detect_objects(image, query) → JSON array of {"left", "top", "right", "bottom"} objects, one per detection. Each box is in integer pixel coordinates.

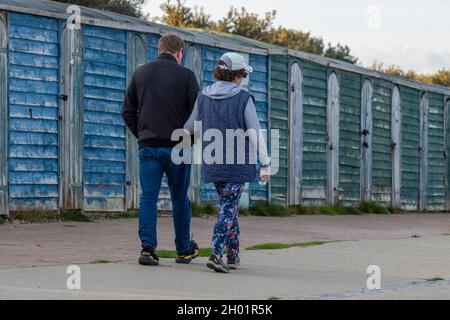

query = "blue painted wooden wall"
[
  {"left": 8, "top": 13, "right": 60, "bottom": 211},
  {"left": 83, "top": 25, "right": 127, "bottom": 212}
]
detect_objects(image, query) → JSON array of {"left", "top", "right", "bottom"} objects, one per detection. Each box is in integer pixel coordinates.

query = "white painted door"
[
  {"left": 326, "top": 73, "right": 340, "bottom": 205},
  {"left": 289, "top": 63, "right": 303, "bottom": 205},
  {"left": 184, "top": 45, "right": 202, "bottom": 204},
  {"left": 59, "top": 24, "right": 83, "bottom": 210},
  {"left": 360, "top": 80, "right": 373, "bottom": 202},
  {"left": 0, "top": 15, "right": 8, "bottom": 215},
  {"left": 125, "top": 34, "right": 147, "bottom": 210},
  {"left": 391, "top": 86, "right": 401, "bottom": 207},
  {"left": 419, "top": 94, "right": 428, "bottom": 211}
]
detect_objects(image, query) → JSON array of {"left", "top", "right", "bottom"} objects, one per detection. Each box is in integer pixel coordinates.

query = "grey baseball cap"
[{"left": 219, "top": 52, "right": 254, "bottom": 73}]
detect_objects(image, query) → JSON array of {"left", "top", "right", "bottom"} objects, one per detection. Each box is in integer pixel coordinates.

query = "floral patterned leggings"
[{"left": 211, "top": 182, "right": 245, "bottom": 259}]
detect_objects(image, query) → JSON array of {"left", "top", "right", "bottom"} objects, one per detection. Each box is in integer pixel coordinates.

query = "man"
[{"left": 122, "top": 33, "right": 200, "bottom": 266}]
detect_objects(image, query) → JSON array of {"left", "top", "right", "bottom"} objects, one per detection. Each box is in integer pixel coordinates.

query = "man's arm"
[{"left": 122, "top": 75, "right": 139, "bottom": 139}]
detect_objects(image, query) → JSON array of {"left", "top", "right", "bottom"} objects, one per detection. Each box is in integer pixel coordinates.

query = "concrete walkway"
[{"left": 0, "top": 214, "right": 449, "bottom": 299}]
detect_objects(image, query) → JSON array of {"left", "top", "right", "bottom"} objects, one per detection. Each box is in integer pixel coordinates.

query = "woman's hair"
[{"left": 214, "top": 60, "right": 248, "bottom": 82}]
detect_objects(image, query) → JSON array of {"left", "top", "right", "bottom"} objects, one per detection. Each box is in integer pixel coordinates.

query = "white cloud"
[{"left": 357, "top": 46, "right": 450, "bottom": 73}]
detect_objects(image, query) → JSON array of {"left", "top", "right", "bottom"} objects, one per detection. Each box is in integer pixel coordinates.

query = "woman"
[{"left": 184, "top": 52, "right": 271, "bottom": 273}]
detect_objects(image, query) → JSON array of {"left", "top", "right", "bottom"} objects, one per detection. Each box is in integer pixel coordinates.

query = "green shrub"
[
  {"left": 192, "top": 203, "right": 217, "bottom": 217},
  {"left": 358, "top": 202, "right": 389, "bottom": 214},
  {"left": 248, "top": 204, "right": 289, "bottom": 217},
  {"left": 60, "top": 210, "right": 92, "bottom": 222},
  {"left": 11, "top": 210, "right": 60, "bottom": 223},
  {"left": 319, "top": 205, "right": 338, "bottom": 215}
]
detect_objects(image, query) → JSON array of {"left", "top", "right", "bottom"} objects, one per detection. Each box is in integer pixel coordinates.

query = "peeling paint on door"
[
  {"left": 0, "top": 13, "right": 8, "bottom": 215},
  {"left": 82, "top": 25, "right": 127, "bottom": 212},
  {"left": 8, "top": 12, "right": 60, "bottom": 211},
  {"left": 125, "top": 33, "right": 146, "bottom": 210},
  {"left": 59, "top": 22, "right": 83, "bottom": 210},
  {"left": 288, "top": 63, "right": 303, "bottom": 205},
  {"left": 326, "top": 72, "right": 340, "bottom": 205},
  {"left": 391, "top": 86, "right": 401, "bottom": 207},
  {"left": 184, "top": 44, "right": 202, "bottom": 204},
  {"left": 419, "top": 94, "right": 429, "bottom": 211},
  {"left": 361, "top": 79, "right": 373, "bottom": 202}
]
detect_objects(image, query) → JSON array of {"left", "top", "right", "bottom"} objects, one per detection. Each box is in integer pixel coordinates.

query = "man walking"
[{"left": 122, "top": 34, "right": 200, "bottom": 266}]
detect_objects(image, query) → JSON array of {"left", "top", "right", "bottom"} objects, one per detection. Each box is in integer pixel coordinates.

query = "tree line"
[{"left": 54, "top": 0, "right": 450, "bottom": 87}]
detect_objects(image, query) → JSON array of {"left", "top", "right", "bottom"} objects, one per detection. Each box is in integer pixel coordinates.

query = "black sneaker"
[
  {"left": 207, "top": 254, "right": 230, "bottom": 273},
  {"left": 227, "top": 256, "right": 240, "bottom": 270},
  {"left": 176, "top": 240, "right": 200, "bottom": 264},
  {"left": 138, "top": 247, "right": 159, "bottom": 266}
]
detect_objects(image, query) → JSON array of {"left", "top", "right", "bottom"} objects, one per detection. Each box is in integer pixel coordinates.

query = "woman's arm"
[{"left": 244, "top": 98, "right": 271, "bottom": 167}]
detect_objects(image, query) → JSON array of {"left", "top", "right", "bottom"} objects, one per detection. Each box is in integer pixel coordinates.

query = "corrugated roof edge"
[{"left": 1, "top": 0, "right": 449, "bottom": 95}]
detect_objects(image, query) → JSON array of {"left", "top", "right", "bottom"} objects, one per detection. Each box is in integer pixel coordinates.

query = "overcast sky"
[{"left": 143, "top": 0, "right": 450, "bottom": 73}]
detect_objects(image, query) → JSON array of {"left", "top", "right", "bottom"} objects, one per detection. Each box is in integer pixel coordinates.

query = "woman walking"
[{"left": 184, "top": 52, "right": 271, "bottom": 273}]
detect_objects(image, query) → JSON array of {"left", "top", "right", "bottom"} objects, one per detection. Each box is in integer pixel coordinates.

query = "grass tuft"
[
  {"left": 246, "top": 241, "right": 329, "bottom": 251},
  {"left": 103, "top": 211, "right": 139, "bottom": 220},
  {"left": 90, "top": 259, "right": 113, "bottom": 264},
  {"left": 426, "top": 277, "right": 445, "bottom": 282},
  {"left": 157, "top": 247, "right": 213, "bottom": 259}
]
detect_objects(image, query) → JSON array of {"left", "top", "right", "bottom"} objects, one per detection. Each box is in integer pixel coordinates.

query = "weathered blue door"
[
  {"left": 59, "top": 23, "right": 83, "bottom": 210},
  {"left": 0, "top": 13, "right": 8, "bottom": 215},
  {"left": 419, "top": 94, "right": 428, "bottom": 211},
  {"left": 326, "top": 73, "right": 340, "bottom": 205},
  {"left": 391, "top": 86, "right": 401, "bottom": 207},
  {"left": 361, "top": 80, "right": 373, "bottom": 202},
  {"left": 288, "top": 63, "right": 303, "bottom": 205},
  {"left": 125, "top": 33, "right": 146, "bottom": 210},
  {"left": 184, "top": 45, "right": 202, "bottom": 204}
]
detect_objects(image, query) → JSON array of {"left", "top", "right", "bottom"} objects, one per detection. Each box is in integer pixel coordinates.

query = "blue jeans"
[{"left": 138, "top": 147, "right": 191, "bottom": 254}]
